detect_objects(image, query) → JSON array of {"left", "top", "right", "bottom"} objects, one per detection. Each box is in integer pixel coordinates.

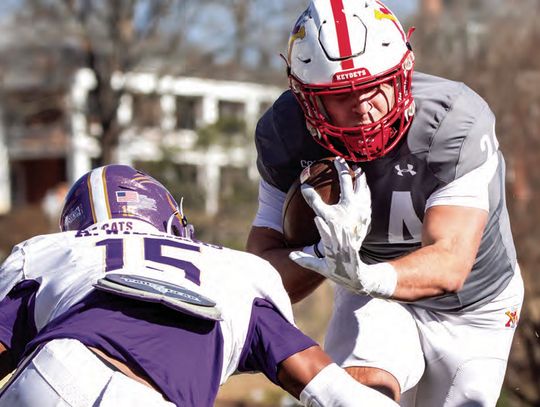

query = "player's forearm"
[
  {"left": 279, "top": 346, "right": 398, "bottom": 406},
  {"left": 388, "top": 205, "right": 486, "bottom": 302},
  {"left": 389, "top": 242, "right": 474, "bottom": 302},
  {"left": 247, "top": 227, "right": 325, "bottom": 303},
  {"left": 278, "top": 345, "right": 332, "bottom": 398},
  {"left": 252, "top": 246, "right": 325, "bottom": 303}
]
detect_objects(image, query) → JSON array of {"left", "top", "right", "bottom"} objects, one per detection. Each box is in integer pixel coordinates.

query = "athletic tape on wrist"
[{"left": 363, "top": 262, "right": 398, "bottom": 298}]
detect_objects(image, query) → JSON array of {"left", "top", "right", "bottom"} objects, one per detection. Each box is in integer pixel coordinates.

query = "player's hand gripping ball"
[{"left": 282, "top": 157, "right": 355, "bottom": 247}]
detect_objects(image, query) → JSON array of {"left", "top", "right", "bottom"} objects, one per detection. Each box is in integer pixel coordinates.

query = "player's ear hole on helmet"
[{"left": 171, "top": 224, "right": 181, "bottom": 237}]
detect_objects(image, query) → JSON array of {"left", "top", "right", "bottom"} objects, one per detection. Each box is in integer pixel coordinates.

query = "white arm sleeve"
[
  {"left": 426, "top": 152, "right": 499, "bottom": 212},
  {"left": 252, "top": 180, "right": 286, "bottom": 233},
  {"left": 299, "top": 363, "right": 399, "bottom": 407}
]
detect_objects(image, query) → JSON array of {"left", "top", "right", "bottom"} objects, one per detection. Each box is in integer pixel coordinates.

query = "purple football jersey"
[{"left": 1, "top": 284, "right": 315, "bottom": 406}]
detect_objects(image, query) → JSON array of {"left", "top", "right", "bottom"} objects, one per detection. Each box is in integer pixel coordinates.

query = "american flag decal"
[{"left": 116, "top": 190, "right": 139, "bottom": 203}]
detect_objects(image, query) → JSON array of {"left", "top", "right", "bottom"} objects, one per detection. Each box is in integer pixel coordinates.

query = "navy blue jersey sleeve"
[
  {"left": 237, "top": 298, "right": 317, "bottom": 385},
  {"left": 255, "top": 90, "right": 330, "bottom": 192},
  {"left": 0, "top": 280, "right": 39, "bottom": 361}
]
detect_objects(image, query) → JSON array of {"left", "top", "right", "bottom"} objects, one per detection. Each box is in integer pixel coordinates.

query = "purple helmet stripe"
[{"left": 86, "top": 173, "right": 97, "bottom": 226}]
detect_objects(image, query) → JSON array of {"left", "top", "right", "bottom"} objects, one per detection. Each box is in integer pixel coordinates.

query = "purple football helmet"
[{"left": 60, "top": 165, "right": 194, "bottom": 238}]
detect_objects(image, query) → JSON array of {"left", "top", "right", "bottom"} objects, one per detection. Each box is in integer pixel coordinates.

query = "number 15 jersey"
[{"left": 0, "top": 219, "right": 316, "bottom": 406}]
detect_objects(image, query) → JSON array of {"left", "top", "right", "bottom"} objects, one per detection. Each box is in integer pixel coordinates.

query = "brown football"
[{"left": 282, "top": 157, "right": 355, "bottom": 247}]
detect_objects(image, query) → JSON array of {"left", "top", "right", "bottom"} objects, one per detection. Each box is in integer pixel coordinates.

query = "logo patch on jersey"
[
  {"left": 300, "top": 160, "right": 315, "bottom": 169},
  {"left": 505, "top": 308, "right": 519, "bottom": 328},
  {"left": 116, "top": 190, "right": 139, "bottom": 203},
  {"left": 395, "top": 164, "right": 416, "bottom": 176}
]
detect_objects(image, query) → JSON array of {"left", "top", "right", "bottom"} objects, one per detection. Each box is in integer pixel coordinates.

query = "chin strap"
[{"left": 166, "top": 197, "right": 195, "bottom": 238}]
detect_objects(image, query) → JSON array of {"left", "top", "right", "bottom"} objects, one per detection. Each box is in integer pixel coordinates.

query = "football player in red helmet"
[
  {"left": 287, "top": 0, "right": 415, "bottom": 162},
  {"left": 247, "top": 0, "right": 523, "bottom": 405}
]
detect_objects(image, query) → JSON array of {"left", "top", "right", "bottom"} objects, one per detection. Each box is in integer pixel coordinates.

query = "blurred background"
[{"left": 0, "top": 0, "right": 538, "bottom": 405}]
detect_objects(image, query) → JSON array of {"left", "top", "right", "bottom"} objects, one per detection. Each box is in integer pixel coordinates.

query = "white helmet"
[{"left": 287, "top": 0, "right": 415, "bottom": 161}]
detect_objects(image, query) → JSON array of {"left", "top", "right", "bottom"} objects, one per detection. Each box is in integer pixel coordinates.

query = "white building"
[{"left": 1, "top": 68, "right": 282, "bottom": 215}]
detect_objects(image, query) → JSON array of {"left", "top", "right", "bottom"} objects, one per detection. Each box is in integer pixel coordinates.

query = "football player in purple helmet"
[
  {"left": 60, "top": 164, "right": 194, "bottom": 238},
  {"left": 0, "top": 165, "right": 398, "bottom": 406}
]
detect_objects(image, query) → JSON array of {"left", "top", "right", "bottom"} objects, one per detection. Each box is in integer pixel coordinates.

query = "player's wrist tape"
[
  {"left": 361, "top": 262, "right": 397, "bottom": 298},
  {"left": 300, "top": 363, "right": 398, "bottom": 406},
  {"left": 302, "top": 241, "right": 325, "bottom": 258}
]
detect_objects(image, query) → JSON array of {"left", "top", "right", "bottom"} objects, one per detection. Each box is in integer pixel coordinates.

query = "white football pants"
[
  {"left": 0, "top": 338, "right": 174, "bottom": 406},
  {"left": 325, "top": 268, "right": 524, "bottom": 407}
]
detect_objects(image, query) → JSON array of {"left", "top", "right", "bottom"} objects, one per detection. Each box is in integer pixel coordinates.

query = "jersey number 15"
[{"left": 96, "top": 237, "right": 202, "bottom": 285}]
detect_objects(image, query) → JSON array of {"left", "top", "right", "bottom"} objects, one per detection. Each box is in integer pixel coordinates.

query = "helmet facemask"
[
  {"left": 167, "top": 197, "right": 195, "bottom": 239},
  {"left": 290, "top": 51, "right": 415, "bottom": 161}
]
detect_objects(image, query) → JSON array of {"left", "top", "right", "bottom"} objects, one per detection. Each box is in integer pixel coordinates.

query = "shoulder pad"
[
  {"left": 255, "top": 91, "right": 330, "bottom": 192},
  {"left": 409, "top": 73, "right": 496, "bottom": 183}
]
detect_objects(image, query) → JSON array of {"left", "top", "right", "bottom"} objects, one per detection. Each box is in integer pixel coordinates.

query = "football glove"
[
  {"left": 290, "top": 158, "right": 396, "bottom": 297},
  {"left": 302, "top": 157, "right": 371, "bottom": 254}
]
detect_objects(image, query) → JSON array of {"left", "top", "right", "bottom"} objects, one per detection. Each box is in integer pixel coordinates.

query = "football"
[{"left": 282, "top": 157, "right": 355, "bottom": 247}]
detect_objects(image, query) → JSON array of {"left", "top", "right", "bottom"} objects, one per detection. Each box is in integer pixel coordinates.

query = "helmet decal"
[
  {"left": 374, "top": 2, "right": 406, "bottom": 41},
  {"left": 115, "top": 190, "right": 140, "bottom": 204},
  {"left": 288, "top": 9, "right": 309, "bottom": 64}
]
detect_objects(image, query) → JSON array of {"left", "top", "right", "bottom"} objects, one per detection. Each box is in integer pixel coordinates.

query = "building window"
[
  {"left": 176, "top": 96, "right": 201, "bottom": 130},
  {"left": 217, "top": 101, "right": 246, "bottom": 135},
  {"left": 218, "top": 101, "right": 245, "bottom": 122},
  {"left": 132, "top": 94, "right": 162, "bottom": 128},
  {"left": 4, "top": 91, "right": 65, "bottom": 128}
]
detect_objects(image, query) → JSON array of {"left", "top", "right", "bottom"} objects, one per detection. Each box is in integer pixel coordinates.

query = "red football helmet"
[{"left": 287, "top": 0, "right": 415, "bottom": 161}]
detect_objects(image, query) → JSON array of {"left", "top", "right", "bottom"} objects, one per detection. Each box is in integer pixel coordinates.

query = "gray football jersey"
[{"left": 255, "top": 72, "right": 517, "bottom": 311}]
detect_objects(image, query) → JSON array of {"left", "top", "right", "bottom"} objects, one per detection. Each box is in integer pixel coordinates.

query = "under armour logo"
[{"left": 395, "top": 164, "right": 416, "bottom": 176}]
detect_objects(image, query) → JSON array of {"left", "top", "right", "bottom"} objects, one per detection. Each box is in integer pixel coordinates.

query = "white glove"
[
  {"left": 290, "top": 158, "right": 397, "bottom": 297},
  {"left": 303, "top": 157, "right": 371, "bottom": 253}
]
